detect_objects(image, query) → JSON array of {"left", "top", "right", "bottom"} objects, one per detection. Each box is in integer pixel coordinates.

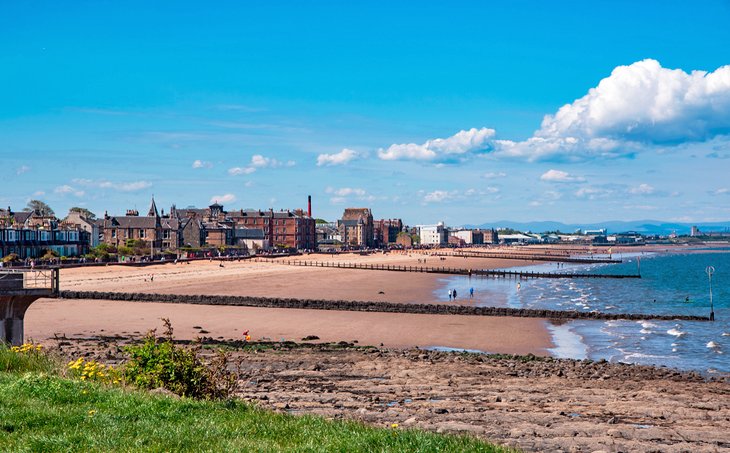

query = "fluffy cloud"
[
  {"left": 325, "top": 187, "right": 374, "bottom": 203},
  {"left": 210, "top": 193, "right": 236, "bottom": 204},
  {"left": 378, "top": 128, "right": 495, "bottom": 162},
  {"left": 192, "top": 160, "right": 212, "bottom": 169},
  {"left": 16, "top": 165, "right": 30, "bottom": 175},
  {"left": 422, "top": 187, "right": 499, "bottom": 204},
  {"left": 628, "top": 183, "right": 656, "bottom": 195},
  {"left": 317, "top": 148, "right": 363, "bottom": 166},
  {"left": 228, "top": 167, "right": 256, "bottom": 175},
  {"left": 712, "top": 188, "right": 729, "bottom": 195},
  {"left": 54, "top": 185, "right": 85, "bottom": 197},
  {"left": 540, "top": 169, "right": 586, "bottom": 183},
  {"left": 496, "top": 59, "right": 730, "bottom": 161},
  {"left": 229, "top": 155, "right": 295, "bottom": 175},
  {"left": 423, "top": 190, "right": 457, "bottom": 203},
  {"left": 251, "top": 154, "right": 295, "bottom": 168},
  {"left": 72, "top": 179, "right": 151, "bottom": 192}
]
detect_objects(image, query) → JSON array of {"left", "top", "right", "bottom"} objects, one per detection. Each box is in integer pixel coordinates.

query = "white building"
[
  {"left": 450, "top": 229, "right": 474, "bottom": 244},
  {"left": 418, "top": 222, "right": 447, "bottom": 246}
]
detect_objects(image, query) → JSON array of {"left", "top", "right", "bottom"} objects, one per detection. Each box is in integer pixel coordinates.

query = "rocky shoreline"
[{"left": 49, "top": 334, "right": 730, "bottom": 453}]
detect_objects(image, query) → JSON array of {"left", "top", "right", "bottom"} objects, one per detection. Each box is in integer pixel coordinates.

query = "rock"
[
  {"left": 607, "top": 428, "right": 623, "bottom": 438},
  {"left": 403, "top": 417, "right": 417, "bottom": 426},
  {"left": 433, "top": 408, "right": 449, "bottom": 414},
  {"left": 149, "top": 387, "right": 180, "bottom": 399}
]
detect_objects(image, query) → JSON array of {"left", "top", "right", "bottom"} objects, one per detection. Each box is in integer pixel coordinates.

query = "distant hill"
[{"left": 463, "top": 220, "right": 730, "bottom": 236}]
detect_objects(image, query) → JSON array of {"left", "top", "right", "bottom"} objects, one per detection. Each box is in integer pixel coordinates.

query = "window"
[
  {"left": 139, "top": 229, "right": 146, "bottom": 239},
  {"left": 111, "top": 230, "right": 117, "bottom": 239}
]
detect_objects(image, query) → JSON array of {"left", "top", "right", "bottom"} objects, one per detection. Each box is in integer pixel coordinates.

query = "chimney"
[{"left": 307, "top": 195, "right": 312, "bottom": 217}]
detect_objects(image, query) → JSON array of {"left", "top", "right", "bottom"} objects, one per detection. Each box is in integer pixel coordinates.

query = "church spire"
[{"left": 148, "top": 196, "right": 159, "bottom": 217}]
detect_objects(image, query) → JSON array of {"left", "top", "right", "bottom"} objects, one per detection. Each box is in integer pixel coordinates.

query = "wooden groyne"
[
  {"left": 423, "top": 251, "right": 622, "bottom": 264},
  {"left": 58, "top": 291, "right": 710, "bottom": 322},
  {"left": 255, "top": 259, "right": 640, "bottom": 279}
]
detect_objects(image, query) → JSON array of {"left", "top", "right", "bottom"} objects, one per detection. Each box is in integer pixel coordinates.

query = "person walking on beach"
[
  {"left": 448, "top": 289, "right": 453, "bottom": 301},
  {"left": 452, "top": 289, "right": 457, "bottom": 299},
  {"left": 469, "top": 287, "right": 474, "bottom": 298}
]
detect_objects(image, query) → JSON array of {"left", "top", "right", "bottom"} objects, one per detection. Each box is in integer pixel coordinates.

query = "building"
[
  {"left": 234, "top": 228, "right": 268, "bottom": 252},
  {"left": 100, "top": 198, "right": 181, "bottom": 252},
  {"left": 64, "top": 210, "right": 101, "bottom": 247},
  {"left": 418, "top": 223, "right": 447, "bottom": 246},
  {"left": 482, "top": 228, "right": 499, "bottom": 244},
  {"left": 337, "top": 208, "right": 374, "bottom": 248},
  {"left": 0, "top": 207, "right": 87, "bottom": 259},
  {"left": 228, "top": 208, "right": 316, "bottom": 250},
  {"left": 374, "top": 219, "right": 403, "bottom": 246}
]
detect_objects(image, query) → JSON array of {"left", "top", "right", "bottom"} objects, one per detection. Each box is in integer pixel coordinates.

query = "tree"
[
  {"left": 69, "top": 207, "right": 96, "bottom": 220},
  {"left": 24, "top": 200, "right": 54, "bottom": 216}
]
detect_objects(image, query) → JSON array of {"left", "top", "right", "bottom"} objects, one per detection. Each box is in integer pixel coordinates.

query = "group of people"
[{"left": 448, "top": 287, "right": 475, "bottom": 300}]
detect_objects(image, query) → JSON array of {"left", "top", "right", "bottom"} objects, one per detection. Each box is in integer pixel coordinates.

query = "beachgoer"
[
  {"left": 448, "top": 289, "right": 453, "bottom": 300},
  {"left": 453, "top": 289, "right": 457, "bottom": 299},
  {"left": 469, "top": 287, "right": 474, "bottom": 298},
  {"left": 150, "top": 274, "right": 154, "bottom": 282},
  {"left": 517, "top": 282, "right": 521, "bottom": 291}
]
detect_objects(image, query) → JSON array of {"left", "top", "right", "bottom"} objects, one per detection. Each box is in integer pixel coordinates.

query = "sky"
[{"left": 2, "top": 0, "right": 730, "bottom": 226}]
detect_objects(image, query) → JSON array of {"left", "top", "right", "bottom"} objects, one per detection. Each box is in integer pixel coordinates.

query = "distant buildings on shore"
[{"left": 2, "top": 196, "right": 726, "bottom": 261}]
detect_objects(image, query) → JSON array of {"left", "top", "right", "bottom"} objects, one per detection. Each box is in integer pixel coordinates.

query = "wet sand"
[{"left": 25, "top": 298, "right": 551, "bottom": 355}]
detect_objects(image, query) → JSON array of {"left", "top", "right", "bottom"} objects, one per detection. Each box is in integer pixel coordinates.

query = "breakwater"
[
  {"left": 58, "top": 290, "right": 709, "bottom": 322},
  {"left": 256, "top": 258, "right": 640, "bottom": 279},
  {"left": 423, "top": 251, "right": 622, "bottom": 264}
]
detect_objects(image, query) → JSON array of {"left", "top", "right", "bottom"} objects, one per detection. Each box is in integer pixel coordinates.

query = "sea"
[{"left": 435, "top": 248, "right": 730, "bottom": 376}]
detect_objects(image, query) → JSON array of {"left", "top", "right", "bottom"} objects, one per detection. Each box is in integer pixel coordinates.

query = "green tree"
[
  {"left": 69, "top": 207, "right": 96, "bottom": 220},
  {"left": 24, "top": 200, "right": 54, "bottom": 216}
]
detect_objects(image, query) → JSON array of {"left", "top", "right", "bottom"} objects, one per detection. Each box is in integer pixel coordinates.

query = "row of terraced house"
[{"left": 0, "top": 197, "right": 317, "bottom": 259}]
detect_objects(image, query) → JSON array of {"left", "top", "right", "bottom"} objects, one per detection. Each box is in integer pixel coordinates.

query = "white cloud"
[
  {"left": 575, "top": 186, "right": 614, "bottom": 200},
  {"left": 326, "top": 187, "right": 367, "bottom": 197},
  {"left": 228, "top": 167, "right": 256, "bottom": 175},
  {"left": 482, "top": 171, "right": 507, "bottom": 179},
  {"left": 210, "top": 193, "right": 236, "bottom": 204},
  {"left": 317, "top": 148, "right": 363, "bottom": 166},
  {"left": 712, "top": 188, "right": 729, "bottom": 195},
  {"left": 325, "top": 187, "right": 374, "bottom": 204},
  {"left": 378, "top": 128, "right": 495, "bottom": 162},
  {"left": 192, "top": 160, "right": 212, "bottom": 169},
  {"left": 540, "top": 169, "right": 586, "bottom": 183},
  {"left": 229, "top": 155, "right": 294, "bottom": 175},
  {"left": 72, "top": 179, "right": 151, "bottom": 192},
  {"left": 628, "top": 183, "right": 656, "bottom": 195},
  {"left": 54, "top": 185, "right": 85, "bottom": 197},
  {"left": 251, "top": 154, "right": 294, "bottom": 168},
  {"left": 495, "top": 59, "right": 730, "bottom": 161},
  {"left": 16, "top": 165, "right": 30, "bottom": 175},
  {"left": 423, "top": 190, "right": 457, "bottom": 203},
  {"left": 33, "top": 191, "right": 45, "bottom": 197}
]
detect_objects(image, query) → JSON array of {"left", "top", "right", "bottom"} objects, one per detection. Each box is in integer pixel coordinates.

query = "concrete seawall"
[{"left": 59, "top": 291, "right": 710, "bottom": 322}]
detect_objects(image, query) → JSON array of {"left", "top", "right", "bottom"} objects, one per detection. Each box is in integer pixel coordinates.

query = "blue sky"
[{"left": 2, "top": 1, "right": 730, "bottom": 225}]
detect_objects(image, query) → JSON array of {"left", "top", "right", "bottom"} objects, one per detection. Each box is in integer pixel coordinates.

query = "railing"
[{"left": 0, "top": 268, "right": 59, "bottom": 294}]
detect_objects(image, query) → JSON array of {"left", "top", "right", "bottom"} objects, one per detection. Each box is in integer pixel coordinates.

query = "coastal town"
[{"left": 3, "top": 196, "right": 727, "bottom": 264}]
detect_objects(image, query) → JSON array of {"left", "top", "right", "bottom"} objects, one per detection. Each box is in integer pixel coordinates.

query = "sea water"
[{"left": 435, "top": 250, "right": 730, "bottom": 374}]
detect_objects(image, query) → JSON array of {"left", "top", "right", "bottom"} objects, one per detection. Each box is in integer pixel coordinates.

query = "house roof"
[{"left": 235, "top": 228, "right": 265, "bottom": 239}]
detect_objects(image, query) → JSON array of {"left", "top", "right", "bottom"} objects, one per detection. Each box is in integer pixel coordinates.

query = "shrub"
[
  {"left": 2, "top": 253, "right": 19, "bottom": 263},
  {"left": 123, "top": 319, "right": 237, "bottom": 399}
]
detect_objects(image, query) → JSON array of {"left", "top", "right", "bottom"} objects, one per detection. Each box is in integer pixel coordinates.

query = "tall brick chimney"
[{"left": 307, "top": 195, "right": 312, "bottom": 218}]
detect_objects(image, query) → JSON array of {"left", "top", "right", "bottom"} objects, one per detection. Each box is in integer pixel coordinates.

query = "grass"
[
  {"left": 0, "top": 345, "right": 60, "bottom": 374},
  {"left": 0, "top": 369, "right": 510, "bottom": 452}
]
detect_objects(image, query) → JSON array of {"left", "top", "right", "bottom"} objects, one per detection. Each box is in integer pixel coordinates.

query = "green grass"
[
  {"left": 0, "top": 345, "right": 60, "bottom": 374},
  {"left": 0, "top": 372, "right": 509, "bottom": 452}
]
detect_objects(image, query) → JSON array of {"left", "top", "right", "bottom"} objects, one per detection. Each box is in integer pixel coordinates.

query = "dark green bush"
[{"left": 123, "top": 319, "right": 237, "bottom": 399}]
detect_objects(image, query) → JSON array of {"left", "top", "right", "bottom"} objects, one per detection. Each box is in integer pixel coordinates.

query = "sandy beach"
[{"left": 27, "top": 251, "right": 550, "bottom": 353}]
